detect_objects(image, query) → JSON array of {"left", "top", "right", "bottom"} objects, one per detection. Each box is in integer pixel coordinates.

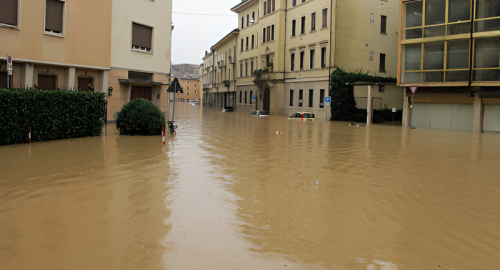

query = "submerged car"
[
  {"left": 249, "top": 110, "right": 270, "bottom": 117},
  {"left": 222, "top": 107, "right": 234, "bottom": 112},
  {"left": 289, "top": 112, "right": 315, "bottom": 121}
]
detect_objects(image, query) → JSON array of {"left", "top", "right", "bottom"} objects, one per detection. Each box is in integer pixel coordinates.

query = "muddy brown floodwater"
[{"left": 1, "top": 103, "right": 500, "bottom": 270}]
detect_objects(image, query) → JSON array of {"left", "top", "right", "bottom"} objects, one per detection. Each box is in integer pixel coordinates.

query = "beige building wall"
[
  {"left": 0, "top": 0, "right": 112, "bottom": 91},
  {"left": 107, "top": 0, "right": 172, "bottom": 121}
]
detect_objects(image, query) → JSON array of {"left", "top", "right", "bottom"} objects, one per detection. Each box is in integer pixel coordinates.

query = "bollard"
[
  {"left": 29, "top": 126, "right": 31, "bottom": 144},
  {"left": 162, "top": 126, "right": 165, "bottom": 146}
]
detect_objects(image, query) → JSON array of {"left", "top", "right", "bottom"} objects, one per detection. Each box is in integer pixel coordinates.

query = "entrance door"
[
  {"left": 263, "top": 88, "right": 270, "bottom": 113},
  {"left": 78, "top": 77, "right": 94, "bottom": 91},
  {"left": 38, "top": 75, "right": 57, "bottom": 90},
  {"left": 131, "top": 86, "right": 152, "bottom": 101}
]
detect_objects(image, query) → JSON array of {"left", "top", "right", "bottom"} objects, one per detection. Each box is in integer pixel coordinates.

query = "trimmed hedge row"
[
  {"left": 0, "top": 89, "right": 106, "bottom": 145},
  {"left": 116, "top": 98, "right": 165, "bottom": 136}
]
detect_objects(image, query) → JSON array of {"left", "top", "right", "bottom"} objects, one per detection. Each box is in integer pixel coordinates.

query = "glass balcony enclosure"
[{"left": 401, "top": 0, "right": 500, "bottom": 83}]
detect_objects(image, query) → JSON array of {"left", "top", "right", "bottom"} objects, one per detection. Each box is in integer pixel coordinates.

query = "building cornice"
[{"left": 231, "top": 0, "right": 259, "bottom": 13}]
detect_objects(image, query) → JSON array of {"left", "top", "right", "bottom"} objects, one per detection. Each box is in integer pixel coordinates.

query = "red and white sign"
[
  {"left": 7, "top": 54, "right": 13, "bottom": 71},
  {"left": 409, "top": 86, "right": 418, "bottom": 95}
]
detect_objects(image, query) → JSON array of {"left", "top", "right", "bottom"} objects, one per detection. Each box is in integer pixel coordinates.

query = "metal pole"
[
  {"left": 410, "top": 94, "right": 414, "bottom": 128},
  {"left": 7, "top": 74, "right": 10, "bottom": 89}
]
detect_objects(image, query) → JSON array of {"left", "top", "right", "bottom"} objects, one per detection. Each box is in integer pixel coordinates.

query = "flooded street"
[{"left": 1, "top": 103, "right": 500, "bottom": 270}]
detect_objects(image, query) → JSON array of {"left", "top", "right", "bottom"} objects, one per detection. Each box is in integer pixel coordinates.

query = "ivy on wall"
[{"left": 330, "top": 67, "right": 396, "bottom": 121}]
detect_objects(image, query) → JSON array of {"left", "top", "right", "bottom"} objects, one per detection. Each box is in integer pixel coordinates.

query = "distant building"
[{"left": 398, "top": 0, "right": 500, "bottom": 133}]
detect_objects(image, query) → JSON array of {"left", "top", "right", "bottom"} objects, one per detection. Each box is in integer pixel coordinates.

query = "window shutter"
[
  {"left": 46, "top": 0, "right": 64, "bottom": 33},
  {"left": 0, "top": 0, "right": 18, "bottom": 26},
  {"left": 132, "top": 23, "right": 153, "bottom": 49}
]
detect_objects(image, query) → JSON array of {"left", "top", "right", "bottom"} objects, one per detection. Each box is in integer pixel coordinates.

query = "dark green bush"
[
  {"left": 0, "top": 89, "right": 106, "bottom": 145},
  {"left": 116, "top": 99, "right": 165, "bottom": 136}
]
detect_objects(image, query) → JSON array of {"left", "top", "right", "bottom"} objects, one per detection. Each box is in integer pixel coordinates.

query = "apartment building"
[
  {"left": 232, "top": 0, "right": 286, "bottom": 114},
  {"left": 0, "top": 0, "right": 172, "bottom": 122},
  {"left": 107, "top": 0, "right": 172, "bottom": 121},
  {"left": 226, "top": 0, "right": 401, "bottom": 117},
  {"left": 399, "top": 0, "right": 500, "bottom": 133},
  {"left": 0, "top": 0, "right": 112, "bottom": 91},
  {"left": 210, "top": 29, "right": 239, "bottom": 110},
  {"left": 178, "top": 77, "right": 201, "bottom": 101},
  {"left": 202, "top": 52, "right": 214, "bottom": 105}
]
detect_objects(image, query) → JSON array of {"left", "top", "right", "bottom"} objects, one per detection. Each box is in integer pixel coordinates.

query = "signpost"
[
  {"left": 409, "top": 86, "right": 418, "bottom": 128},
  {"left": 324, "top": 96, "right": 331, "bottom": 120},
  {"left": 7, "top": 54, "right": 12, "bottom": 89}
]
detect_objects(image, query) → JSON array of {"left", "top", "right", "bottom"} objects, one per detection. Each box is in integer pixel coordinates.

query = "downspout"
[
  {"left": 234, "top": 35, "right": 238, "bottom": 111},
  {"left": 468, "top": 0, "right": 475, "bottom": 89},
  {"left": 283, "top": 0, "right": 288, "bottom": 82},
  {"left": 327, "top": 0, "right": 334, "bottom": 120}
]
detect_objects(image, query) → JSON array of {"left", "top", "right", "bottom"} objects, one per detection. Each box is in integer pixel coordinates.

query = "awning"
[{"left": 118, "top": 79, "right": 169, "bottom": 86}]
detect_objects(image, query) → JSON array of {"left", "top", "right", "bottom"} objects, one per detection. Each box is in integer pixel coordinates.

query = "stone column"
[
  {"left": 99, "top": 70, "right": 109, "bottom": 95},
  {"left": 402, "top": 89, "right": 411, "bottom": 127},
  {"left": 366, "top": 85, "right": 373, "bottom": 124},
  {"left": 22, "top": 63, "right": 34, "bottom": 89},
  {"left": 65, "top": 67, "right": 76, "bottom": 90},
  {"left": 473, "top": 93, "right": 483, "bottom": 133}
]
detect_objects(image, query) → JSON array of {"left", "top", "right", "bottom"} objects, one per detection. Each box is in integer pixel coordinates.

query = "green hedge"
[
  {"left": 0, "top": 89, "right": 106, "bottom": 145},
  {"left": 116, "top": 98, "right": 165, "bottom": 136}
]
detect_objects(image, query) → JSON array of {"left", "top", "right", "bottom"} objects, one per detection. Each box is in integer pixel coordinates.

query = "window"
[
  {"left": 0, "top": 0, "right": 18, "bottom": 27},
  {"left": 251, "top": 61, "right": 254, "bottom": 75},
  {"left": 322, "top": 8, "right": 328, "bottom": 28},
  {"left": 300, "top": 51, "right": 305, "bottom": 70},
  {"left": 311, "top": 12, "right": 316, "bottom": 31},
  {"left": 290, "top": 90, "right": 294, "bottom": 106},
  {"left": 252, "top": 12, "right": 255, "bottom": 21},
  {"left": 309, "top": 90, "right": 313, "bottom": 107},
  {"left": 246, "top": 37, "right": 249, "bottom": 50},
  {"left": 379, "top": 85, "right": 385, "bottom": 93},
  {"left": 187, "top": 86, "right": 189, "bottom": 90},
  {"left": 250, "top": 91, "right": 253, "bottom": 104},
  {"left": 195, "top": 83, "right": 197, "bottom": 87},
  {"left": 310, "top": 49, "right": 315, "bottom": 69},
  {"left": 187, "top": 81, "right": 190, "bottom": 84},
  {"left": 379, "top": 53, "right": 386, "bottom": 72},
  {"left": 381, "top": 15, "right": 387, "bottom": 34},
  {"left": 299, "top": 90, "right": 303, "bottom": 107},
  {"left": 319, "top": 89, "right": 325, "bottom": 108},
  {"left": 245, "top": 62, "right": 248, "bottom": 77},
  {"left": 187, "top": 92, "right": 189, "bottom": 96},
  {"left": 242, "top": 17, "right": 244, "bottom": 29},
  {"left": 195, "top": 90, "right": 197, "bottom": 94},
  {"left": 292, "top": 20, "right": 296, "bottom": 36},
  {"left": 252, "top": 35, "right": 254, "bottom": 48},
  {"left": 268, "top": 1, "right": 272, "bottom": 13},
  {"left": 78, "top": 77, "right": 93, "bottom": 92},
  {"left": 263, "top": 27, "right": 266, "bottom": 42},
  {"left": 293, "top": 0, "right": 296, "bottom": 7},
  {"left": 264, "top": 1, "right": 267, "bottom": 15},
  {"left": 45, "top": 0, "right": 64, "bottom": 35},
  {"left": 182, "top": 80, "right": 184, "bottom": 84},
  {"left": 302, "top": 0, "right": 306, "bottom": 2},
  {"left": 247, "top": 14, "right": 249, "bottom": 27},
  {"left": 240, "top": 91, "right": 242, "bottom": 103},
  {"left": 132, "top": 23, "right": 153, "bottom": 52},
  {"left": 321, "top": 47, "right": 327, "bottom": 68},
  {"left": 271, "top": 25, "right": 275, "bottom": 40},
  {"left": 272, "top": 0, "right": 275, "bottom": 12},
  {"left": 301, "top": 16, "right": 306, "bottom": 34},
  {"left": 474, "top": 37, "right": 500, "bottom": 81},
  {"left": 241, "top": 39, "right": 243, "bottom": 51},
  {"left": 245, "top": 91, "right": 248, "bottom": 104},
  {"left": 240, "top": 63, "right": 243, "bottom": 77},
  {"left": 476, "top": 0, "right": 500, "bottom": 32},
  {"left": 291, "top": 53, "right": 295, "bottom": 71}
]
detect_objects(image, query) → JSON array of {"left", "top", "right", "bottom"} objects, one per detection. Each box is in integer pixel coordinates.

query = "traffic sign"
[
  {"left": 252, "top": 95, "right": 256, "bottom": 100},
  {"left": 409, "top": 86, "right": 418, "bottom": 95},
  {"left": 7, "top": 54, "right": 13, "bottom": 71},
  {"left": 324, "top": 96, "right": 331, "bottom": 103}
]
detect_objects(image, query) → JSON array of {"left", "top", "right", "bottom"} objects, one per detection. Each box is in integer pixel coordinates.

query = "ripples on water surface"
[{"left": 0, "top": 103, "right": 499, "bottom": 270}]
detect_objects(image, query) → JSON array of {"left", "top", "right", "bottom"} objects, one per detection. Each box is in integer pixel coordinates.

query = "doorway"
[
  {"left": 263, "top": 88, "right": 270, "bottom": 113},
  {"left": 131, "top": 86, "right": 152, "bottom": 101}
]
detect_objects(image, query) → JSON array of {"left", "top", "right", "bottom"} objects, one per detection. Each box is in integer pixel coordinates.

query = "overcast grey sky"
[{"left": 171, "top": 0, "right": 239, "bottom": 65}]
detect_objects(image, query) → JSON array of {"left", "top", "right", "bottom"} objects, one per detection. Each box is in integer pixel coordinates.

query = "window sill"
[
  {"left": 320, "top": 27, "right": 328, "bottom": 31},
  {"left": 0, "top": 23, "right": 20, "bottom": 30},
  {"left": 44, "top": 31, "right": 64, "bottom": 38},
  {"left": 379, "top": 70, "right": 386, "bottom": 73},
  {"left": 310, "top": 30, "right": 317, "bottom": 33},
  {"left": 291, "top": 35, "right": 297, "bottom": 39},
  {"left": 131, "top": 48, "right": 153, "bottom": 54},
  {"left": 380, "top": 32, "right": 387, "bottom": 35},
  {"left": 300, "top": 33, "right": 306, "bottom": 36}
]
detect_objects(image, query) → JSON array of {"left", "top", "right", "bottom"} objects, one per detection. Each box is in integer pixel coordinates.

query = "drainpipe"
[
  {"left": 468, "top": 0, "right": 475, "bottom": 89},
  {"left": 234, "top": 36, "right": 238, "bottom": 111},
  {"left": 328, "top": 0, "right": 334, "bottom": 94},
  {"left": 283, "top": 0, "right": 288, "bottom": 82}
]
